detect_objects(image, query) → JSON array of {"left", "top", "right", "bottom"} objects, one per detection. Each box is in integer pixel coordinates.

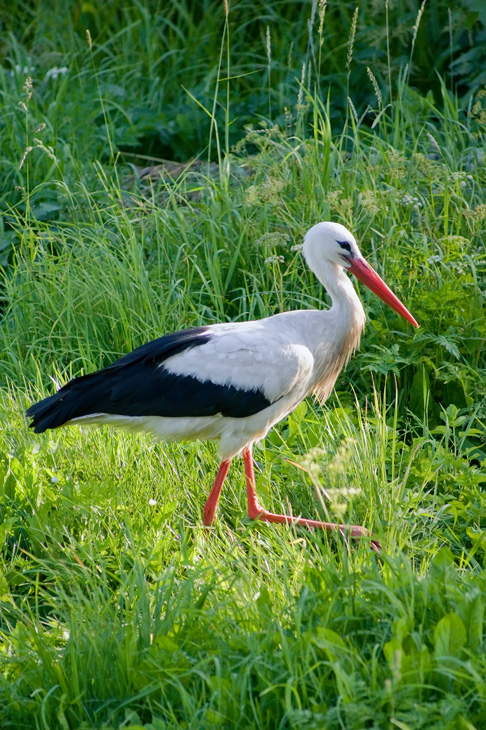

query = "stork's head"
[
  {"left": 303, "top": 222, "right": 419, "bottom": 327},
  {"left": 303, "top": 222, "right": 362, "bottom": 270}
]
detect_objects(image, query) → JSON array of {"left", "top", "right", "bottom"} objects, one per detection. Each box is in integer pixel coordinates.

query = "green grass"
[{"left": 1, "top": 2, "right": 486, "bottom": 728}]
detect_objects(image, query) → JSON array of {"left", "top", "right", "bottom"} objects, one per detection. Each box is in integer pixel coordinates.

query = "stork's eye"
[{"left": 338, "top": 240, "right": 352, "bottom": 252}]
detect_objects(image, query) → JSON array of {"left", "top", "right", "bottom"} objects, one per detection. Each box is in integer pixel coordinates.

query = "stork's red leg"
[
  {"left": 203, "top": 459, "right": 232, "bottom": 526},
  {"left": 243, "top": 446, "right": 381, "bottom": 553}
]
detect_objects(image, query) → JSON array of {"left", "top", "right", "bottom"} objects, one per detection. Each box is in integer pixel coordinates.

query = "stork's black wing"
[{"left": 26, "top": 326, "right": 273, "bottom": 433}]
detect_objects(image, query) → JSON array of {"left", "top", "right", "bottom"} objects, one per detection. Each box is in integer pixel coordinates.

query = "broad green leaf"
[
  {"left": 456, "top": 588, "right": 484, "bottom": 653},
  {"left": 313, "top": 627, "right": 347, "bottom": 656},
  {"left": 153, "top": 635, "right": 180, "bottom": 653},
  {"left": 434, "top": 612, "right": 466, "bottom": 658},
  {"left": 313, "top": 627, "right": 353, "bottom": 673},
  {"left": 384, "top": 638, "right": 401, "bottom": 668}
]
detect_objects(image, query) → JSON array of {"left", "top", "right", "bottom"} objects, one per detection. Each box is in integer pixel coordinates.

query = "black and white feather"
[{"left": 27, "top": 223, "right": 368, "bottom": 460}]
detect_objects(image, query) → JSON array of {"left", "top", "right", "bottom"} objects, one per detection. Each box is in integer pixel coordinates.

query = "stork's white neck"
[
  {"left": 308, "top": 256, "right": 366, "bottom": 332},
  {"left": 300, "top": 254, "right": 366, "bottom": 401}
]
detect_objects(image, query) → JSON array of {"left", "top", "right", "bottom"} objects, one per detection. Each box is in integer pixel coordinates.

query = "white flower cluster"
[
  {"left": 449, "top": 171, "right": 474, "bottom": 189},
  {"left": 44, "top": 67, "right": 68, "bottom": 81},
  {"left": 399, "top": 193, "right": 423, "bottom": 208},
  {"left": 255, "top": 231, "right": 290, "bottom": 247},
  {"left": 8, "top": 65, "right": 68, "bottom": 81},
  {"left": 264, "top": 255, "right": 285, "bottom": 265},
  {"left": 9, "top": 64, "right": 36, "bottom": 76}
]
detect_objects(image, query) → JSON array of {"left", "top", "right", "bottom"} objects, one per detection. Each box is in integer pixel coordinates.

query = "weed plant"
[{"left": 1, "top": 2, "right": 486, "bottom": 728}]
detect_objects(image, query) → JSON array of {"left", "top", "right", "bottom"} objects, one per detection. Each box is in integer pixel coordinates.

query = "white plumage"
[{"left": 27, "top": 222, "right": 418, "bottom": 551}]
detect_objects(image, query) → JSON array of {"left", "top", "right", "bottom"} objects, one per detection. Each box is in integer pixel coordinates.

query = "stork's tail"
[
  {"left": 26, "top": 389, "right": 76, "bottom": 433},
  {"left": 26, "top": 372, "right": 105, "bottom": 433}
]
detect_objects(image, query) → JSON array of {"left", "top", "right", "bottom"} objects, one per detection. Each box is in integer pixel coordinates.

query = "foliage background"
[{"left": 0, "top": 1, "right": 485, "bottom": 728}]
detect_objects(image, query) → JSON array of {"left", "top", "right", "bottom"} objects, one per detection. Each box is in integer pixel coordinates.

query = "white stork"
[{"left": 27, "top": 222, "right": 418, "bottom": 551}]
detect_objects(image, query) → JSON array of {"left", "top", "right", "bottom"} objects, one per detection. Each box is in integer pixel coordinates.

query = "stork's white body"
[{"left": 70, "top": 274, "right": 365, "bottom": 460}]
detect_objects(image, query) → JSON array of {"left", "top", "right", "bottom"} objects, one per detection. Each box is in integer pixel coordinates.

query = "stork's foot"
[{"left": 247, "top": 501, "right": 381, "bottom": 553}]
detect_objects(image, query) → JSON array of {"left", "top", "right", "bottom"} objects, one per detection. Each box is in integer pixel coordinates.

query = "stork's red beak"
[{"left": 349, "top": 257, "right": 419, "bottom": 328}]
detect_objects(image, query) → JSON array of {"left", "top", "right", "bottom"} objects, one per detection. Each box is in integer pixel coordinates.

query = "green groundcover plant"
[{"left": 0, "top": 1, "right": 485, "bottom": 728}]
